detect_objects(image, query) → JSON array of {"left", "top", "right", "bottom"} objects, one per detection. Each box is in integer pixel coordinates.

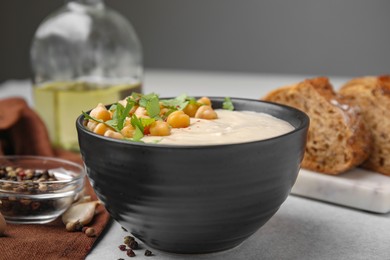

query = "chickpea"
[
  {"left": 104, "top": 130, "right": 124, "bottom": 139},
  {"left": 159, "top": 107, "right": 169, "bottom": 117},
  {"left": 197, "top": 97, "right": 212, "bottom": 106},
  {"left": 89, "top": 103, "right": 111, "bottom": 121},
  {"left": 108, "top": 110, "right": 114, "bottom": 118},
  {"left": 159, "top": 102, "right": 165, "bottom": 109},
  {"left": 123, "top": 117, "right": 132, "bottom": 127},
  {"left": 93, "top": 123, "right": 110, "bottom": 136},
  {"left": 167, "top": 111, "right": 190, "bottom": 128},
  {"left": 149, "top": 121, "right": 171, "bottom": 136},
  {"left": 195, "top": 105, "right": 218, "bottom": 119},
  {"left": 183, "top": 103, "right": 199, "bottom": 117},
  {"left": 134, "top": 107, "right": 149, "bottom": 118},
  {"left": 118, "top": 99, "right": 127, "bottom": 107},
  {"left": 121, "top": 125, "right": 135, "bottom": 138},
  {"left": 86, "top": 121, "right": 98, "bottom": 131}
]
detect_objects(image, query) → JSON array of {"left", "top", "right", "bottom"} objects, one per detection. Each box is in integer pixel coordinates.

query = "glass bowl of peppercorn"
[{"left": 0, "top": 156, "right": 85, "bottom": 224}]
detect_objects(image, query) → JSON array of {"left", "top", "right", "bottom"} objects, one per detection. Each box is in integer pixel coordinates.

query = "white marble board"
[{"left": 291, "top": 168, "right": 390, "bottom": 213}]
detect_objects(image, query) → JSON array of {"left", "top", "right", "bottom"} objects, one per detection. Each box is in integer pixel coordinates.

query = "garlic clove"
[
  {"left": 62, "top": 200, "right": 101, "bottom": 226},
  {"left": 0, "top": 212, "right": 6, "bottom": 236}
]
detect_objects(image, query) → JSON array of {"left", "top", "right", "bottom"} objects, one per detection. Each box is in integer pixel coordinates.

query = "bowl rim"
[
  {"left": 0, "top": 155, "right": 86, "bottom": 185},
  {"left": 76, "top": 97, "right": 309, "bottom": 149}
]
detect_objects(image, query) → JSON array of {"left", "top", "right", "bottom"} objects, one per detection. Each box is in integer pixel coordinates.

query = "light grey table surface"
[{"left": 2, "top": 69, "right": 389, "bottom": 260}]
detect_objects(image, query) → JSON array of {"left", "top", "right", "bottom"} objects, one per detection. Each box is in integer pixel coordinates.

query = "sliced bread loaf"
[
  {"left": 263, "top": 77, "right": 372, "bottom": 175},
  {"left": 339, "top": 76, "right": 390, "bottom": 176}
]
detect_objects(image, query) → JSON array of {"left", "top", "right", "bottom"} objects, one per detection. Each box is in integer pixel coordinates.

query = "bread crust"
[
  {"left": 263, "top": 77, "right": 372, "bottom": 175},
  {"left": 339, "top": 76, "right": 390, "bottom": 176}
]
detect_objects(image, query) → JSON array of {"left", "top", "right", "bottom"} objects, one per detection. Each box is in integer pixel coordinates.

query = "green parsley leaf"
[
  {"left": 129, "top": 114, "right": 146, "bottom": 142},
  {"left": 104, "top": 119, "right": 118, "bottom": 130},
  {"left": 119, "top": 101, "right": 134, "bottom": 130},
  {"left": 222, "top": 97, "right": 234, "bottom": 111},
  {"left": 108, "top": 104, "right": 117, "bottom": 111},
  {"left": 140, "top": 117, "right": 156, "bottom": 128},
  {"left": 141, "top": 94, "right": 160, "bottom": 118},
  {"left": 161, "top": 108, "right": 176, "bottom": 120},
  {"left": 161, "top": 94, "right": 189, "bottom": 111},
  {"left": 107, "top": 100, "right": 134, "bottom": 131},
  {"left": 130, "top": 114, "right": 144, "bottom": 133},
  {"left": 132, "top": 125, "right": 144, "bottom": 142},
  {"left": 126, "top": 97, "right": 138, "bottom": 107},
  {"left": 82, "top": 111, "right": 102, "bottom": 123},
  {"left": 131, "top": 92, "right": 142, "bottom": 101},
  {"left": 187, "top": 97, "right": 200, "bottom": 106}
]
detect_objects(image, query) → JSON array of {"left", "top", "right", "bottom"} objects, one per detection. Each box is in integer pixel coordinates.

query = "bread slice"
[
  {"left": 339, "top": 76, "right": 390, "bottom": 176},
  {"left": 263, "top": 77, "right": 371, "bottom": 175}
]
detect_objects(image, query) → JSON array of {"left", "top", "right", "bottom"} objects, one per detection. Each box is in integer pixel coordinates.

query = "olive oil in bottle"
[
  {"left": 30, "top": 0, "right": 143, "bottom": 150},
  {"left": 34, "top": 81, "right": 141, "bottom": 151}
]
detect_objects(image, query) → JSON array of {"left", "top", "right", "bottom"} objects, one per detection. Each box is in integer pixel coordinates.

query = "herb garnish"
[
  {"left": 132, "top": 124, "right": 144, "bottom": 142},
  {"left": 222, "top": 97, "right": 234, "bottom": 111},
  {"left": 107, "top": 98, "right": 135, "bottom": 131},
  {"left": 83, "top": 93, "right": 222, "bottom": 143},
  {"left": 139, "top": 93, "right": 160, "bottom": 119},
  {"left": 160, "top": 94, "right": 189, "bottom": 111},
  {"left": 82, "top": 111, "right": 103, "bottom": 124}
]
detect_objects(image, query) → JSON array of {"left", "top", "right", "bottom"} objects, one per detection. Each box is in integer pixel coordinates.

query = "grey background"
[{"left": 1, "top": 0, "right": 390, "bottom": 82}]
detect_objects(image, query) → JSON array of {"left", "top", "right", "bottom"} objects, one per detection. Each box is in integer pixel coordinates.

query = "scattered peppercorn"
[
  {"left": 118, "top": 244, "right": 127, "bottom": 251},
  {"left": 30, "top": 201, "right": 41, "bottom": 210},
  {"left": 124, "top": 235, "right": 135, "bottom": 244},
  {"left": 119, "top": 235, "right": 154, "bottom": 258},
  {"left": 128, "top": 240, "right": 138, "bottom": 250},
  {"left": 126, "top": 249, "right": 136, "bottom": 257}
]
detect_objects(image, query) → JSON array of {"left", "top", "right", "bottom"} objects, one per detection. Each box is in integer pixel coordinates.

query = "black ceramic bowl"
[{"left": 76, "top": 97, "right": 309, "bottom": 254}]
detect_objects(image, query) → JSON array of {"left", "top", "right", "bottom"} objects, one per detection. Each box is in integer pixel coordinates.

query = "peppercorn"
[
  {"left": 144, "top": 249, "right": 152, "bottom": 256},
  {"left": 124, "top": 235, "right": 134, "bottom": 243},
  {"left": 126, "top": 249, "right": 135, "bottom": 257},
  {"left": 118, "top": 244, "right": 127, "bottom": 251},
  {"left": 30, "top": 201, "right": 40, "bottom": 210},
  {"left": 128, "top": 240, "right": 138, "bottom": 250}
]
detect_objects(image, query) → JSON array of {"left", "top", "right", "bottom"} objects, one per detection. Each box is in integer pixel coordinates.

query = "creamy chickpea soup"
[
  {"left": 84, "top": 93, "right": 294, "bottom": 145},
  {"left": 142, "top": 110, "right": 294, "bottom": 145}
]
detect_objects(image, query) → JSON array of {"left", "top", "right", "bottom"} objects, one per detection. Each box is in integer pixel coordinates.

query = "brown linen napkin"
[{"left": 0, "top": 97, "right": 110, "bottom": 260}]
